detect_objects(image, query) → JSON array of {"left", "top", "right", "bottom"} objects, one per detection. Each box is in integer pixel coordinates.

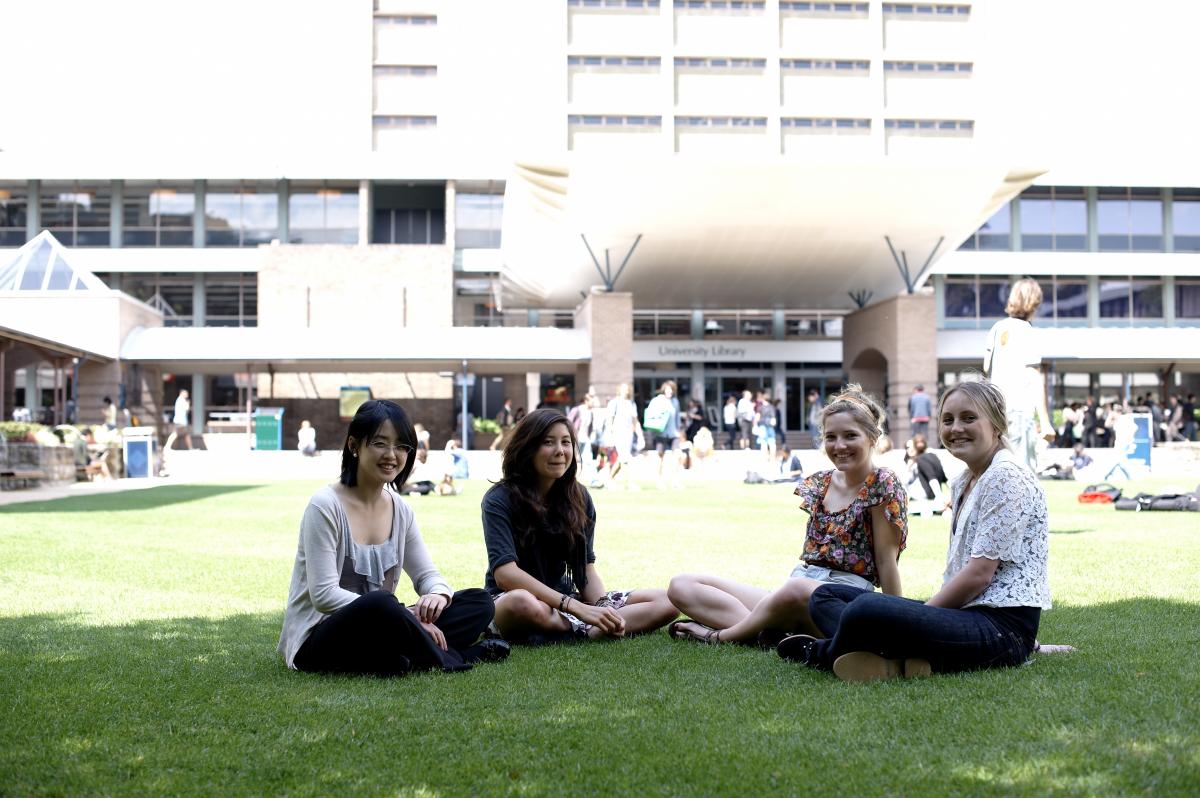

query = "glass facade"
[
  {"left": 959, "top": 202, "right": 1010, "bottom": 250},
  {"left": 1173, "top": 189, "right": 1200, "bottom": 252},
  {"left": 40, "top": 182, "right": 112, "bottom": 246},
  {"left": 1098, "top": 187, "right": 1162, "bottom": 251},
  {"left": 1177, "top": 278, "right": 1200, "bottom": 321},
  {"left": 205, "top": 182, "right": 278, "bottom": 247},
  {"left": 124, "top": 183, "right": 196, "bottom": 246},
  {"left": 1019, "top": 186, "right": 1086, "bottom": 251},
  {"left": 455, "top": 193, "right": 503, "bottom": 249},
  {"left": 1098, "top": 278, "right": 1163, "bottom": 323},
  {"left": 0, "top": 184, "right": 29, "bottom": 246},
  {"left": 287, "top": 183, "right": 359, "bottom": 244}
]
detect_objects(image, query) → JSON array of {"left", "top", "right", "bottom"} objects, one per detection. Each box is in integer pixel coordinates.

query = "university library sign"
[{"left": 631, "top": 340, "right": 842, "bottom": 364}]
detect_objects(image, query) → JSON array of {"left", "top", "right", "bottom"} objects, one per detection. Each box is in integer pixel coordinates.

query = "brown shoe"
[{"left": 832, "top": 652, "right": 932, "bottom": 682}]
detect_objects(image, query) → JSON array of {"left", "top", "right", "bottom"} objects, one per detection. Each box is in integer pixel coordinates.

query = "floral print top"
[{"left": 793, "top": 467, "right": 908, "bottom": 586}]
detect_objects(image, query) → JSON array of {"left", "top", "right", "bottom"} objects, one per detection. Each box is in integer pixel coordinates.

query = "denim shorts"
[{"left": 789, "top": 562, "right": 874, "bottom": 592}]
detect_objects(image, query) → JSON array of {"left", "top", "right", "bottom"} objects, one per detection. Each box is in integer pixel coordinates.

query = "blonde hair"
[
  {"left": 1005, "top": 278, "right": 1044, "bottom": 320},
  {"left": 938, "top": 378, "right": 1010, "bottom": 449},
  {"left": 820, "top": 384, "right": 885, "bottom": 445}
]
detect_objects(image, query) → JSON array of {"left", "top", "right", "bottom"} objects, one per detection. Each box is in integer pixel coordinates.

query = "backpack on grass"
[
  {"left": 1114, "top": 490, "right": 1200, "bottom": 512},
  {"left": 1078, "top": 483, "right": 1122, "bottom": 504}
]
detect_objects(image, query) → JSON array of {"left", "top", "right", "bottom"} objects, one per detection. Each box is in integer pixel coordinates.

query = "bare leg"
[
  {"left": 601, "top": 589, "right": 677, "bottom": 637},
  {"left": 667, "top": 573, "right": 768, "bottom": 631},
  {"left": 492, "top": 589, "right": 571, "bottom": 639},
  {"left": 719, "top": 576, "right": 824, "bottom": 643}
]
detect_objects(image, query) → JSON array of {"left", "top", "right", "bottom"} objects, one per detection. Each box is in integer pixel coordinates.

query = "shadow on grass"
[
  {"left": 1, "top": 598, "right": 1197, "bottom": 796},
  {"left": 0, "top": 483, "right": 262, "bottom": 513}
]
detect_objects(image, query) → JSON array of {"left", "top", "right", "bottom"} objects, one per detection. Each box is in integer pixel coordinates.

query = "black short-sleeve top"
[{"left": 482, "top": 482, "right": 597, "bottom": 596}]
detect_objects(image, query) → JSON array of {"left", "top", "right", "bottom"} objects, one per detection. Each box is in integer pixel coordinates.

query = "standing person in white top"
[
  {"left": 164, "top": 389, "right": 193, "bottom": 451},
  {"left": 722, "top": 395, "right": 738, "bottom": 450},
  {"left": 982, "top": 278, "right": 1054, "bottom": 471},
  {"left": 297, "top": 419, "right": 317, "bottom": 457},
  {"left": 603, "top": 383, "right": 643, "bottom": 489},
  {"left": 736, "top": 390, "right": 755, "bottom": 449}
]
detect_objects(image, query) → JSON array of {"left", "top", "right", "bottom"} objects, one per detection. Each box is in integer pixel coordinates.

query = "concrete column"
[
  {"left": 110, "top": 180, "right": 123, "bottom": 247},
  {"left": 527, "top": 309, "right": 540, "bottom": 327},
  {"left": 773, "top": 309, "right": 786, "bottom": 340},
  {"left": 358, "top": 179, "right": 371, "bottom": 245},
  {"left": 277, "top": 179, "right": 289, "bottom": 243},
  {"left": 525, "top": 372, "right": 540, "bottom": 413},
  {"left": 573, "top": 290, "right": 633, "bottom": 403},
  {"left": 690, "top": 361, "right": 705, "bottom": 404},
  {"left": 26, "top": 180, "right": 40, "bottom": 239},
  {"left": 933, "top": 274, "right": 945, "bottom": 327},
  {"left": 772, "top": 362, "right": 786, "bottom": 429},
  {"left": 1163, "top": 188, "right": 1174, "bottom": 253},
  {"left": 193, "top": 179, "right": 206, "bottom": 247},
  {"left": 691, "top": 309, "right": 704, "bottom": 340},
  {"left": 1164, "top": 276, "right": 1176, "bottom": 326},
  {"left": 445, "top": 179, "right": 457, "bottom": 250},
  {"left": 1086, "top": 187, "right": 1099, "bottom": 251},
  {"left": 1010, "top": 194, "right": 1021, "bottom": 251},
  {"left": 25, "top": 366, "right": 39, "bottom": 415},
  {"left": 193, "top": 272, "right": 206, "bottom": 327},
  {"left": 1087, "top": 274, "right": 1100, "bottom": 325},
  {"left": 191, "top": 376, "right": 206, "bottom": 437}
]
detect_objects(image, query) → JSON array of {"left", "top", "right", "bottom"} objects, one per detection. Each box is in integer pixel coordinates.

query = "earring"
[{"left": 352, "top": 451, "right": 358, "bottom": 458}]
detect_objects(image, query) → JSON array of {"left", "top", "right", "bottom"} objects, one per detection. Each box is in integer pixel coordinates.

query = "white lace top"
[{"left": 944, "top": 448, "right": 1051, "bottom": 609}]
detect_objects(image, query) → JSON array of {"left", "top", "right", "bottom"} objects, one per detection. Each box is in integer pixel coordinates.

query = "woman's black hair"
[
  {"left": 339, "top": 399, "right": 418, "bottom": 492},
  {"left": 499, "top": 407, "right": 591, "bottom": 590}
]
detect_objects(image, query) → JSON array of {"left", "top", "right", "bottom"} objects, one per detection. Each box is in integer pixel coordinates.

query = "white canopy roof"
[{"left": 499, "top": 156, "right": 1042, "bottom": 310}]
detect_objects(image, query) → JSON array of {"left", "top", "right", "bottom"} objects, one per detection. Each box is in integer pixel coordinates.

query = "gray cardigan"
[{"left": 277, "top": 485, "right": 452, "bottom": 668}]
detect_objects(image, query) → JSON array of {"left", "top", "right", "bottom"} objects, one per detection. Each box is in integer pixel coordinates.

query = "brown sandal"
[{"left": 667, "top": 619, "right": 721, "bottom": 644}]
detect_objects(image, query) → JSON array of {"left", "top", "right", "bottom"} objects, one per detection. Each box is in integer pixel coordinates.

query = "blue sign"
[{"left": 1126, "top": 413, "right": 1152, "bottom": 469}]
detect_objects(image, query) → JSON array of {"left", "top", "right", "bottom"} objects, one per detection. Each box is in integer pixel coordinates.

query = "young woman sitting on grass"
[
  {"left": 776, "top": 379, "right": 1051, "bottom": 681},
  {"left": 279, "top": 400, "right": 506, "bottom": 677},
  {"left": 667, "top": 385, "right": 907, "bottom": 645},
  {"left": 483, "top": 407, "right": 678, "bottom": 644}
]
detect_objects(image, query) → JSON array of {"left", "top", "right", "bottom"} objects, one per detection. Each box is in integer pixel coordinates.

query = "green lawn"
[{"left": 1, "top": 476, "right": 1197, "bottom": 797}]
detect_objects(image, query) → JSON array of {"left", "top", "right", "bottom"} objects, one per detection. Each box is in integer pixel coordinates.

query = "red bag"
[{"left": 1078, "top": 483, "right": 1121, "bottom": 504}]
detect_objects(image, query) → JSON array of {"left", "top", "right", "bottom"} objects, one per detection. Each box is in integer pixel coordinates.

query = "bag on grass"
[
  {"left": 1078, "top": 483, "right": 1121, "bottom": 504},
  {"left": 1115, "top": 492, "right": 1200, "bottom": 512}
]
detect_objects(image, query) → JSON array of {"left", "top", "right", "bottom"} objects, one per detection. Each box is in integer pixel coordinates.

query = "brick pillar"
[
  {"left": 573, "top": 290, "right": 632, "bottom": 405},
  {"left": 842, "top": 292, "right": 938, "bottom": 447}
]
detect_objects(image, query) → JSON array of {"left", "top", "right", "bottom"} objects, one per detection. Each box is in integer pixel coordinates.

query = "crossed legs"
[
  {"left": 666, "top": 573, "right": 829, "bottom": 643},
  {"left": 493, "top": 588, "right": 676, "bottom": 641}
]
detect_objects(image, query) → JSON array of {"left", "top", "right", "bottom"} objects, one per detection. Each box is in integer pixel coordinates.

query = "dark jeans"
[
  {"left": 294, "top": 588, "right": 494, "bottom": 677},
  {"left": 806, "top": 584, "right": 1033, "bottom": 674}
]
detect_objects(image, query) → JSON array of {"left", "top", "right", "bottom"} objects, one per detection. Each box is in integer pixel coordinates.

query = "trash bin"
[
  {"left": 254, "top": 407, "right": 285, "bottom": 451},
  {"left": 122, "top": 427, "right": 157, "bottom": 478}
]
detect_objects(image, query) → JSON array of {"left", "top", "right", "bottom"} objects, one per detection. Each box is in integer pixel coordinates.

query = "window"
[
  {"left": 884, "top": 118, "right": 973, "bottom": 136},
  {"left": 959, "top": 202, "right": 1010, "bottom": 250},
  {"left": 1177, "top": 278, "right": 1200, "bottom": 321},
  {"left": 373, "top": 65, "right": 437, "bottom": 76},
  {"left": 884, "top": 60, "right": 972, "bottom": 75},
  {"left": 1018, "top": 186, "right": 1086, "bottom": 251},
  {"left": 1099, "top": 278, "right": 1164, "bottom": 323},
  {"left": 205, "top": 182, "right": 278, "bottom": 247},
  {"left": 373, "top": 115, "right": 437, "bottom": 129},
  {"left": 373, "top": 14, "right": 437, "bottom": 24},
  {"left": 568, "top": 55, "right": 661, "bottom": 71},
  {"left": 204, "top": 273, "right": 257, "bottom": 327},
  {"left": 781, "top": 58, "right": 870, "bottom": 74},
  {"left": 674, "top": 56, "right": 766, "bottom": 71},
  {"left": 782, "top": 117, "right": 869, "bottom": 133},
  {"left": 569, "top": 0, "right": 660, "bottom": 7},
  {"left": 675, "top": 116, "right": 767, "bottom": 128},
  {"left": 1053, "top": 280, "right": 1088, "bottom": 321},
  {"left": 882, "top": 3, "right": 970, "bottom": 17},
  {"left": 1098, "top": 187, "right": 1163, "bottom": 251},
  {"left": 1172, "top": 188, "right": 1200, "bottom": 252},
  {"left": 455, "top": 193, "right": 503, "bottom": 249},
  {"left": 0, "top": 184, "right": 28, "bottom": 245},
  {"left": 372, "top": 183, "right": 444, "bottom": 245},
  {"left": 287, "top": 183, "right": 359, "bottom": 244},
  {"left": 779, "top": 2, "right": 869, "bottom": 17},
  {"left": 123, "top": 183, "right": 195, "bottom": 247},
  {"left": 38, "top": 182, "right": 112, "bottom": 246},
  {"left": 569, "top": 114, "right": 663, "bottom": 127},
  {"left": 943, "top": 278, "right": 977, "bottom": 319},
  {"left": 673, "top": 0, "right": 765, "bottom": 11}
]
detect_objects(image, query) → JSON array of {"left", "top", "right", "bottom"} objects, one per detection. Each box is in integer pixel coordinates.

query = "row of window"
[
  {"left": 566, "top": 57, "right": 971, "bottom": 75},
  {"left": 781, "top": 117, "right": 870, "bottom": 129},
  {"left": 0, "top": 183, "right": 503, "bottom": 250},
  {"left": 568, "top": 114, "right": 664, "bottom": 126},
  {"left": 883, "top": 118, "right": 973, "bottom": 131},
  {"left": 97, "top": 272, "right": 259, "bottom": 327},
  {"left": 373, "top": 14, "right": 436, "bottom": 25},
  {"left": 373, "top": 65, "right": 436, "bottom": 76},
  {"left": 959, "top": 187, "right": 1200, "bottom": 253},
  {"left": 941, "top": 275, "right": 1200, "bottom": 325},
  {"left": 566, "top": 115, "right": 964, "bottom": 133},
  {"left": 568, "top": 0, "right": 966, "bottom": 16},
  {"left": 677, "top": 116, "right": 768, "bottom": 127},
  {"left": 373, "top": 116, "right": 437, "bottom": 128}
]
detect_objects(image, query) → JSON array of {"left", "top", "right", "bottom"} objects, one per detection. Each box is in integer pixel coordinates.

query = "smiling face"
[
  {"left": 822, "top": 411, "right": 873, "bottom": 473},
  {"left": 355, "top": 419, "right": 411, "bottom": 485},
  {"left": 533, "top": 421, "right": 574, "bottom": 487},
  {"left": 939, "top": 391, "right": 1001, "bottom": 471}
]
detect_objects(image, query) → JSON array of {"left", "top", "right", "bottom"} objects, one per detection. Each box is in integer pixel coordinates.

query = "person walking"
[
  {"left": 722, "top": 395, "right": 737, "bottom": 450},
  {"left": 807, "top": 388, "right": 824, "bottom": 448},
  {"left": 908, "top": 385, "right": 932, "bottom": 440},
  {"left": 491, "top": 398, "right": 515, "bottom": 452}
]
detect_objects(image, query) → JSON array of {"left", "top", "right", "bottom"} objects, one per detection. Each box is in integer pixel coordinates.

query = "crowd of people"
[{"left": 279, "top": 377, "right": 1064, "bottom": 684}]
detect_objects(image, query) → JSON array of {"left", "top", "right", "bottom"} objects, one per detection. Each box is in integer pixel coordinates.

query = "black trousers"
[{"left": 294, "top": 588, "right": 494, "bottom": 677}]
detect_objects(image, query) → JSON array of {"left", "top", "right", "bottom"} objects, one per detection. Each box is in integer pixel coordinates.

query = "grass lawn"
[{"left": 1, "top": 475, "right": 1198, "bottom": 796}]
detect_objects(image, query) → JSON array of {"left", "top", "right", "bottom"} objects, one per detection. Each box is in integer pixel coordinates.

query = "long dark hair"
[
  {"left": 499, "top": 407, "right": 591, "bottom": 590},
  {"left": 339, "top": 400, "right": 418, "bottom": 492}
]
